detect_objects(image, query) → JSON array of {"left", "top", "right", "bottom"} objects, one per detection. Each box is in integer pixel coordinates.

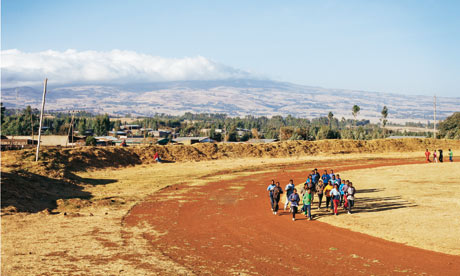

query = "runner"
[
  {"left": 267, "top": 180, "right": 276, "bottom": 212},
  {"left": 306, "top": 175, "right": 315, "bottom": 203},
  {"left": 342, "top": 180, "right": 350, "bottom": 208},
  {"left": 284, "top": 180, "right": 295, "bottom": 211},
  {"left": 272, "top": 182, "right": 283, "bottom": 215},
  {"left": 331, "top": 175, "right": 338, "bottom": 186},
  {"left": 347, "top": 182, "right": 356, "bottom": 214},
  {"left": 449, "top": 149, "right": 453, "bottom": 162},
  {"left": 321, "top": 170, "right": 331, "bottom": 187},
  {"left": 303, "top": 188, "right": 313, "bottom": 220},
  {"left": 323, "top": 180, "right": 334, "bottom": 212},
  {"left": 316, "top": 179, "right": 325, "bottom": 210},
  {"left": 288, "top": 188, "right": 300, "bottom": 221},
  {"left": 300, "top": 183, "right": 308, "bottom": 198},
  {"left": 339, "top": 179, "right": 346, "bottom": 206},
  {"left": 425, "top": 149, "right": 431, "bottom": 162},
  {"left": 329, "top": 169, "right": 336, "bottom": 180},
  {"left": 330, "top": 184, "right": 341, "bottom": 216},
  {"left": 439, "top": 149, "right": 444, "bottom": 163},
  {"left": 313, "top": 169, "right": 320, "bottom": 185},
  {"left": 336, "top": 174, "right": 342, "bottom": 185},
  {"left": 433, "top": 150, "right": 438, "bottom": 163}
]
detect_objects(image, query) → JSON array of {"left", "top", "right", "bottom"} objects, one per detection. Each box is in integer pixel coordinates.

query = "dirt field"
[{"left": 2, "top": 139, "right": 460, "bottom": 275}]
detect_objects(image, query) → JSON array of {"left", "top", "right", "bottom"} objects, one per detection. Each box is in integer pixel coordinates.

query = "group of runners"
[
  {"left": 424, "top": 149, "right": 454, "bottom": 163},
  {"left": 267, "top": 169, "right": 356, "bottom": 221}
]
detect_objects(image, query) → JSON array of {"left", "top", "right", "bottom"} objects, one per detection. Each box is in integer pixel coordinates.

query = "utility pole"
[
  {"left": 66, "top": 111, "right": 75, "bottom": 147},
  {"left": 433, "top": 95, "right": 437, "bottom": 139},
  {"left": 35, "top": 78, "right": 47, "bottom": 162}
]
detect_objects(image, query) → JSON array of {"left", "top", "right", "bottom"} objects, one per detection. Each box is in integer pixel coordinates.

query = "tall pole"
[
  {"left": 433, "top": 95, "right": 436, "bottom": 139},
  {"left": 35, "top": 78, "right": 48, "bottom": 162}
]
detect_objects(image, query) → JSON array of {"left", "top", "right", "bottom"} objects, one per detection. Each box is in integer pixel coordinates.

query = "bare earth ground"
[
  {"left": 322, "top": 162, "right": 460, "bottom": 255},
  {"left": 2, "top": 152, "right": 460, "bottom": 275}
]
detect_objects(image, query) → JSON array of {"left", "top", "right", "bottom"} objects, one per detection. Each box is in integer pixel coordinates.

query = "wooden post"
[
  {"left": 65, "top": 111, "right": 75, "bottom": 147},
  {"left": 35, "top": 78, "right": 47, "bottom": 162}
]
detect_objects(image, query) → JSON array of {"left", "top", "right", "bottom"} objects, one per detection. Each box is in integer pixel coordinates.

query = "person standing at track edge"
[
  {"left": 267, "top": 180, "right": 276, "bottom": 212},
  {"left": 272, "top": 182, "right": 283, "bottom": 215},
  {"left": 289, "top": 188, "right": 300, "bottom": 221},
  {"left": 425, "top": 149, "right": 431, "bottom": 162},
  {"left": 439, "top": 149, "right": 443, "bottom": 163},
  {"left": 284, "top": 180, "right": 295, "bottom": 211},
  {"left": 449, "top": 149, "right": 453, "bottom": 162},
  {"left": 433, "top": 150, "right": 438, "bottom": 163}
]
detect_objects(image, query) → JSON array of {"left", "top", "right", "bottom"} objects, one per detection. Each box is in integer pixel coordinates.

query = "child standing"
[
  {"left": 433, "top": 150, "right": 438, "bottom": 163},
  {"left": 449, "top": 149, "right": 454, "bottom": 162},
  {"left": 288, "top": 188, "right": 300, "bottom": 221}
]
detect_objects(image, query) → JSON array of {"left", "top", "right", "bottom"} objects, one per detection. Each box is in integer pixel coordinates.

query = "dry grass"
[
  {"left": 2, "top": 155, "right": 324, "bottom": 275},
  {"left": 316, "top": 162, "right": 460, "bottom": 255}
]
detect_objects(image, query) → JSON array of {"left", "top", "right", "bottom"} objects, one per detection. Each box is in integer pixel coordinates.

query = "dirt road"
[{"left": 124, "top": 158, "right": 460, "bottom": 275}]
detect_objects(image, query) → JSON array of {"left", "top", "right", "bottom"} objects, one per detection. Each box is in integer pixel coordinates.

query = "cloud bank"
[{"left": 1, "top": 49, "right": 251, "bottom": 87}]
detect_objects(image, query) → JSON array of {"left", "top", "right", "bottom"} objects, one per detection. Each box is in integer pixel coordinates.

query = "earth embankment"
[{"left": 3, "top": 138, "right": 459, "bottom": 176}]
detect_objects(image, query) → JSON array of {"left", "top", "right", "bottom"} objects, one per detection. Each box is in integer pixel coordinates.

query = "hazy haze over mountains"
[{"left": 2, "top": 79, "right": 458, "bottom": 123}]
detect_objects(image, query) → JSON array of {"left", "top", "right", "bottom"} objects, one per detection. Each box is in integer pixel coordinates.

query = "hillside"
[{"left": 2, "top": 79, "right": 459, "bottom": 123}]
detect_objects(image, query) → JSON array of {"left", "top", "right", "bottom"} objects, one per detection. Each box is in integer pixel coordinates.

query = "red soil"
[{"left": 124, "top": 158, "right": 460, "bottom": 275}]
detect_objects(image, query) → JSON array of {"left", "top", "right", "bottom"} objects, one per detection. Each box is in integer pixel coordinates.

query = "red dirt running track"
[{"left": 124, "top": 158, "right": 460, "bottom": 275}]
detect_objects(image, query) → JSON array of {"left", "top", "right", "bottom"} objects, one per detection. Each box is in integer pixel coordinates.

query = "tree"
[
  {"left": 225, "top": 126, "right": 238, "bottom": 142},
  {"left": 381, "top": 106, "right": 388, "bottom": 136},
  {"left": 328, "top": 112, "right": 334, "bottom": 128},
  {"left": 86, "top": 136, "right": 96, "bottom": 146},
  {"left": 438, "top": 112, "right": 460, "bottom": 139},
  {"left": 251, "top": 128, "right": 259, "bottom": 139},
  {"left": 78, "top": 118, "right": 87, "bottom": 135},
  {"left": 352, "top": 105, "right": 360, "bottom": 126}
]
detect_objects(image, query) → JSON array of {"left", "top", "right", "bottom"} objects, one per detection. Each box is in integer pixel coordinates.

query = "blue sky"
[{"left": 2, "top": 0, "right": 460, "bottom": 96}]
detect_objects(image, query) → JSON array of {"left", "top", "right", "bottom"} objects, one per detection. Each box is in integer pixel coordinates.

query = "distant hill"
[{"left": 2, "top": 79, "right": 458, "bottom": 123}]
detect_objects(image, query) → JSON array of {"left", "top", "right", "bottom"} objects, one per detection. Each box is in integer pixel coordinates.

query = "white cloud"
[{"left": 1, "top": 49, "right": 251, "bottom": 87}]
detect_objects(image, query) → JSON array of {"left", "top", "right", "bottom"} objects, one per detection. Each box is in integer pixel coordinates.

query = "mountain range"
[{"left": 2, "top": 79, "right": 458, "bottom": 123}]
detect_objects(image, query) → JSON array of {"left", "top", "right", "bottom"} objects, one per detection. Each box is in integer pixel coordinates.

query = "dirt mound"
[
  {"left": 1, "top": 171, "right": 91, "bottom": 213},
  {"left": 2, "top": 139, "right": 459, "bottom": 176}
]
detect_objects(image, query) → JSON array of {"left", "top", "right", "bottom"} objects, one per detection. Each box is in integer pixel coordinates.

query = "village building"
[{"left": 172, "top": 137, "right": 215, "bottom": 145}]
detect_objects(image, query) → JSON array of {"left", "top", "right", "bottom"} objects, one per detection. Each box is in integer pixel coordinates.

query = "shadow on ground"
[{"left": 1, "top": 170, "right": 117, "bottom": 213}]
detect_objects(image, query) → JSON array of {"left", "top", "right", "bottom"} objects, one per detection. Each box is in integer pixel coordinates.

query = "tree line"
[{"left": 1, "top": 103, "right": 458, "bottom": 141}]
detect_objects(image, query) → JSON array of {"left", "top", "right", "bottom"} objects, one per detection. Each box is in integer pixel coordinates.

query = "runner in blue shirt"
[
  {"left": 321, "top": 170, "right": 331, "bottom": 186},
  {"left": 336, "top": 174, "right": 342, "bottom": 185},
  {"left": 339, "top": 180, "right": 346, "bottom": 206},
  {"left": 329, "top": 169, "right": 336, "bottom": 180}
]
